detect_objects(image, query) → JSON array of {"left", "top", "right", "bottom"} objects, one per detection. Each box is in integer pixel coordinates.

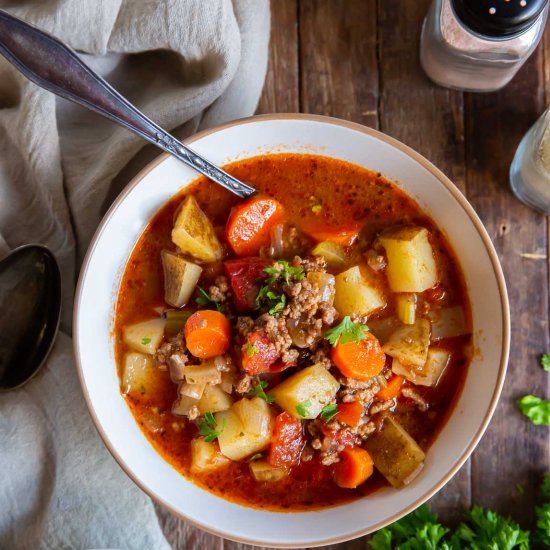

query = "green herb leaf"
[
  {"left": 536, "top": 502, "right": 550, "bottom": 546},
  {"left": 249, "top": 453, "right": 264, "bottom": 462},
  {"left": 199, "top": 411, "right": 226, "bottom": 442},
  {"left": 247, "top": 381, "right": 275, "bottom": 404},
  {"left": 296, "top": 400, "right": 312, "bottom": 418},
  {"left": 541, "top": 353, "right": 550, "bottom": 372},
  {"left": 255, "top": 285, "right": 287, "bottom": 316},
  {"left": 517, "top": 395, "right": 550, "bottom": 426},
  {"left": 311, "top": 204, "right": 322, "bottom": 214},
  {"left": 453, "top": 506, "right": 530, "bottom": 549},
  {"left": 195, "top": 287, "right": 224, "bottom": 312},
  {"left": 324, "top": 316, "right": 369, "bottom": 347},
  {"left": 243, "top": 342, "right": 259, "bottom": 357},
  {"left": 141, "top": 337, "right": 151, "bottom": 345},
  {"left": 320, "top": 403, "right": 339, "bottom": 423},
  {"left": 264, "top": 260, "right": 305, "bottom": 283},
  {"left": 516, "top": 483, "right": 525, "bottom": 495}
]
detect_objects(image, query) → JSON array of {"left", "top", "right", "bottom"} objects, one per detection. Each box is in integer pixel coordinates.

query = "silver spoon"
[
  {"left": 0, "top": 10, "right": 256, "bottom": 199},
  {"left": 0, "top": 245, "right": 61, "bottom": 391}
]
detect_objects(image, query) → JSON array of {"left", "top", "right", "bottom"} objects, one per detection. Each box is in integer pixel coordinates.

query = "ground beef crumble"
[{"left": 207, "top": 275, "right": 231, "bottom": 303}]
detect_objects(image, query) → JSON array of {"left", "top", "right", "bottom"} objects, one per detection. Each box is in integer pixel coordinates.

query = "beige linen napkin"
[{"left": 0, "top": 1, "right": 269, "bottom": 548}]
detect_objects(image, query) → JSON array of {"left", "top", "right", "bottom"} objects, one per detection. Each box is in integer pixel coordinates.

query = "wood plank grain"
[
  {"left": 376, "top": 0, "right": 470, "bottom": 524},
  {"left": 256, "top": 0, "right": 299, "bottom": 114},
  {"left": 466, "top": 46, "right": 550, "bottom": 528},
  {"left": 299, "top": 0, "right": 379, "bottom": 129}
]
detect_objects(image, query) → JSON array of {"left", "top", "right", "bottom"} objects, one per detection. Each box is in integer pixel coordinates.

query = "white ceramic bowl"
[{"left": 74, "top": 114, "right": 510, "bottom": 548}]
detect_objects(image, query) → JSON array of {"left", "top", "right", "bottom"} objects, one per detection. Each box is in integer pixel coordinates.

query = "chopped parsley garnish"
[
  {"left": 311, "top": 204, "right": 322, "bottom": 214},
  {"left": 541, "top": 352, "right": 550, "bottom": 372},
  {"left": 195, "top": 287, "right": 224, "bottom": 312},
  {"left": 249, "top": 453, "right": 264, "bottom": 462},
  {"left": 517, "top": 395, "right": 550, "bottom": 426},
  {"left": 320, "top": 403, "right": 339, "bottom": 423},
  {"left": 247, "top": 381, "right": 275, "bottom": 404},
  {"left": 324, "top": 315, "right": 369, "bottom": 347},
  {"left": 296, "top": 400, "right": 312, "bottom": 418},
  {"left": 255, "top": 285, "right": 287, "bottom": 315},
  {"left": 243, "top": 342, "right": 259, "bottom": 357},
  {"left": 199, "top": 411, "right": 226, "bottom": 442},
  {"left": 369, "top": 502, "right": 531, "bottom": 550},
  {"left": 264, "top": 260, "right": 305, "bottom": 283},
  {"left": 141, "top": 337, "right": 151, "bottom": 345}
]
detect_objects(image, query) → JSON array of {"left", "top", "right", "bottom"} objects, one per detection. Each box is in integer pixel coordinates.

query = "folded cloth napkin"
[{"left": 0, "top": 1, "right": 270, "bottom": 549}]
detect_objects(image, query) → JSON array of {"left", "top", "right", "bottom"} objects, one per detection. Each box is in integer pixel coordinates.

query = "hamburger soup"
[{"left": 114, "top": 153, "right": 471, "bottom": 511}]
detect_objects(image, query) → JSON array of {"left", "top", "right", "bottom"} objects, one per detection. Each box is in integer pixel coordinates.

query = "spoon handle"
[{"left": 0, "top": 10, "right": 256, "bottom": 199}]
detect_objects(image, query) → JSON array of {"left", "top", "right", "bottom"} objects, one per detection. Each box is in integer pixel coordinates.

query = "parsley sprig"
[
  {"left": 516, "top": 352, "right": 550, "bottom": 426},
  {"left": 324, "top": 316, "right": 369, "bottom": 347},
  {"left": 199, "top": 411, "right": 226, "bottom": 443},
  {"left": 369, "top": 499, "right": 535, "bottom": 549},
  {"left": 243, "top": 342, "right": 259, "bottom": 358},
  {"left": 320, "top": 403, "right": 339, "bottom": 423},
  {"left": 255, "top": 286, "right": 287, "bottom": 315},
  {"left": 517, "top": 395, "right": 550, "bottom": 426},
  {"left": 141, "top": 337, "right": 151, "bottom": 345},
  {"left": 195, "top": 287, "right": 225, "bottom": 312},
  {"left": 296, "top": 400, "right": 312, "bottom": 418},
  {"left": 247, "top": 381, "right": 275, "bottom": 404},
  {"left": 264, "top": 260, "right": 305, "bottom": 283}
]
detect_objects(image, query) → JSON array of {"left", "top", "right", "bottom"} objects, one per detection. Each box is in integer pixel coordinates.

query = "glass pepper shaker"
[
  {"left": 420, "top": 0, "right": 548, "bottom": 92},
  {"left": 510, "top": 109, "right": 550, "bottom": 214}
]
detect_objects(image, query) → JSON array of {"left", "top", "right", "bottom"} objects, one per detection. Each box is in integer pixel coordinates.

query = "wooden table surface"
[{"left": 157, "top": 1, "right": 550, "bottom": 547}]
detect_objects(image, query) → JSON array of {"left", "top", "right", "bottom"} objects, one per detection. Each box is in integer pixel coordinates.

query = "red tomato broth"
[{"left": 115, "top": 153, "right": 472, "bottom": 511}]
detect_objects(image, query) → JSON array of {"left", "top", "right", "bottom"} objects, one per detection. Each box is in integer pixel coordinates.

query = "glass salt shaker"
[
  {"left": 510, "top": 109, "right": 550, "bottom": 214},
  {"left": 420, "top": 0, "right": 548, "bottom": 92}
]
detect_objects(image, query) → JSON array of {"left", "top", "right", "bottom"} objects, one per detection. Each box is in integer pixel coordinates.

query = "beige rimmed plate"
[{"left": 74, "top": 114, "right": 510, "bottom": 548}]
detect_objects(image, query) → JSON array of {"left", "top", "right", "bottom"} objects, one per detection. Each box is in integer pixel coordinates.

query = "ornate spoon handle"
[{"left": 0, "top": 10, "right": 256, "bottom": 199}]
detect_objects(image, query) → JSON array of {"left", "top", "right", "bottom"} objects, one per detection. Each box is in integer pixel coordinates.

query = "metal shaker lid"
[{"left": 451, "top": 0, "right": 548, "bottom": 37}]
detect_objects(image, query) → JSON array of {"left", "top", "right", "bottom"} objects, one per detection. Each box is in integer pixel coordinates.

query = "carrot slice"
[
  {"left": 336, "top": 402, "right": 364, "bottom": 428},
  {"left": 184, "top": 310, "right": 230, "bottom": 359},
  {"left": 376, "top": 375, "right": 404, "bottom": 401},
  {"left": 226, "top": 195, "right": 285, "bottom": 256},
  {"left": 331, "top": 331, "right": 385, "bottom": 381},
  {"left": 301, "top": 222, "right": 361, "bottom": 247},
  {"left": 333, "top": 446, "right": 374, "bottom": 489}
]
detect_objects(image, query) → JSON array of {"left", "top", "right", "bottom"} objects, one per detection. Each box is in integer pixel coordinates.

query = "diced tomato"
[
  {"left": 226, "top": 196, "right": 285, "bottom": 256},
  {"left": 268, "top": 412, "right": 305, "bottom": 468},
  {"left": 301, "top": 221, "right": 361, "bottom": 247},
  {"left": 241, "top": 330, "right": 280, "bottom": 374},
  {"left": 336, "top": 402, "right": 364, "bottom": 428},
  {"left": 224, "top": 258, "right": 270, "bottom": 311}
]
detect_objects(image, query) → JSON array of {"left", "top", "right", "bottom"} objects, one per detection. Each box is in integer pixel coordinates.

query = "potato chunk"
[
  {"left": 249, "top": 460, "right": 289, "bottom": 482},
  {"left": 270, "top": 363, "right": 340, "bottom": 419},
  {"left": 393, "top": 348, "right": 450, "bottom": 387},
  {"left": 161, "top": 250, "right": 202, "bottom": 308},
  {"left": 382, "top": 319, "right": 431, "bottom": 368},
  {"left": 334, "top": 266, "right": 386, "bottom": 318},
  {"left": 364, "top": 416, "right": 425, "bottom": 488},
  {"left": 312, "top": 241, "right": 347, "bottom": 269},
  {"left": 190, "top": 439, "right": 230, "bottom": 474},
  {"left": 429, "top": 306, "right": 468, "bottom": 340},
  {"left": 123, "top": 318, "right": 166, "bottom": 354},
  {"left": 216, "top": 398, "right": 274, "bottom": 460},
  {"left": 197, "top": 385, "right": 233, "bottom": 414},
  {"left": 122, "top": 352, "right": 159, "bottom": 395},
  {"left": 171, "top": 195, "right": 223, "bottom": 262},
  {"left": 379, "top": 227, "right": 438, "bottom": 292}
]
